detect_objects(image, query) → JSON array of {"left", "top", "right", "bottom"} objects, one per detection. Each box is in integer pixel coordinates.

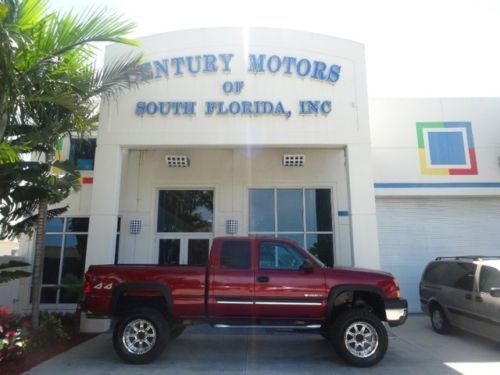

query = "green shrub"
[
  {"left": 30, "top": 313, "right": 68, "bottom": 348},
  {"left": 40, "top": 313, "right": 68, "bottom": 340}
]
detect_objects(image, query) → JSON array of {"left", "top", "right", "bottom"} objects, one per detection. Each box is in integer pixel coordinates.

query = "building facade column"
[
  {"left": 346, "top": 143, "right": 380, "bottom": 269},
  {"left": 82, "top": 144, "right": 124, "bottom": 332}
]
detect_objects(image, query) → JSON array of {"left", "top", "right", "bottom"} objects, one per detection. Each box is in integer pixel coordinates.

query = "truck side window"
[
  {"left": 220, "top": 241, "right": 251, "bottom": 269},
  {"left": 479, "top": 266, "right": 500, "bottom": 292},
  {"left": 259, "top": 242, "right": 304, "bottom": 270}
]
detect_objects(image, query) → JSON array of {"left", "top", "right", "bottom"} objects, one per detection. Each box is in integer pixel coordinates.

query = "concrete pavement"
[{"left": 25, "top": 315, "right": 500, "bottom": 374}]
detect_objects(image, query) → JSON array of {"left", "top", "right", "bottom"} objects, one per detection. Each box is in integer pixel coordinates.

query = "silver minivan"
[{"left": 419, "top": 256, "right": 500, "bottom": 341}]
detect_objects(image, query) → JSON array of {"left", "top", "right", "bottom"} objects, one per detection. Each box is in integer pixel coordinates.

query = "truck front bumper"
[{"left": 384, "top": 298, "right": 408, "bottom": 327}]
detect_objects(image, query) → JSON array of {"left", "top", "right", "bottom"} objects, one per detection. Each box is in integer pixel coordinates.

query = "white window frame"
[
  {"left": 248, "top": 187, "right": 335, "bottom": 264},
  {"left": 154, "top": 188, "right": 215, "bottom": 265}
]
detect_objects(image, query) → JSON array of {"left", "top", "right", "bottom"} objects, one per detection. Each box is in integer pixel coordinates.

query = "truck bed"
[{"left": 85, "top": 264, "right": 207, "bottom": 318}]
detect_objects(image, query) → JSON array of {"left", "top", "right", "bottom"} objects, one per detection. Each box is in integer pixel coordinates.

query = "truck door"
[
  {"left": 253, "top": 240, "right": 326, "bottom": 320},
  {"left": 208, "top": 239, "right": 255, "bottom": 319}
]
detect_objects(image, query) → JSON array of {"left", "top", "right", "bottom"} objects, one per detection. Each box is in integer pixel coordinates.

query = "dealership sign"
[{"left": 134, "top": 53, "right": 341, "bottom": 119}]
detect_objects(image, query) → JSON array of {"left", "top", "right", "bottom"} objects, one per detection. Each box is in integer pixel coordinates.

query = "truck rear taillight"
[{"left": 84, "top": 271, "right": 92, "bottom": 294}]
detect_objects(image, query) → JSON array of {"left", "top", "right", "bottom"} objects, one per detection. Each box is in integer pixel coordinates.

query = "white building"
[
  {"left": 13, "top": 28, "right": 500, "bottom": 317},
  {"left": 372, "top": 98, "right": 500, "bottom": 310}
]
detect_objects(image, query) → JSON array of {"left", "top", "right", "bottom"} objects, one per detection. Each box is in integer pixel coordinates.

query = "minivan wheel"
[
  {"left": 430, "top": 305, "right": 451, "bottom": 334},
  {"left": 330, "top": 309, "right": 388, "bottom": 367},
  {"left": 113, "top": 307, "right": 169, "bottom": 364}
]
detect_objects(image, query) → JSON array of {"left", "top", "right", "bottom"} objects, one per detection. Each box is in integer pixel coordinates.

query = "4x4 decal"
[{"left": 93, "top": 282, "right": 113, "bottom": 290}]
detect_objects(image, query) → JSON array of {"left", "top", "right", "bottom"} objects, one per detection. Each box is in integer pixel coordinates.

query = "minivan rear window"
[{"left": 423, "top": 261, "right": 476, "bottom": 291}]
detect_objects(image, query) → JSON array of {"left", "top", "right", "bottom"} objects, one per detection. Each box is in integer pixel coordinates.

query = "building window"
[
  {"left": 69, "top": 138, "right": 96, "bottom": 171},
  {"left": 157, "top": 190, "right": 214, "bottom": 233},
  {"left": 249, "top": 188, "right": 334, "bottom": 266},
  {"left": 41, "top": 217, "right": 89, "bottom": 304}
]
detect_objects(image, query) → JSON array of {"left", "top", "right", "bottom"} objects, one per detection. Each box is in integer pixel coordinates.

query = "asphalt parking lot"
[{"left": 26, "top": 314, "right": 500, "bottom": 375}]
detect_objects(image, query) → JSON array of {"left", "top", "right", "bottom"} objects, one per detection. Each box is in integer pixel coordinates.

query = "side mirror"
[
  {"left": 300, "top": 260, "right": 314, "bottom": 273},
  {"left": 490, "top": 287, "right": 500, "bottom": 298}
]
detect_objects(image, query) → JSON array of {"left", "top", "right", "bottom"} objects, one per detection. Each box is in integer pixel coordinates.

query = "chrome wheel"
[
  {"left": 122, "top": 318, "right": 157, "bottom": 355},
  {"left": 344, "top": 321, "right": 379, "bottom": 358}
]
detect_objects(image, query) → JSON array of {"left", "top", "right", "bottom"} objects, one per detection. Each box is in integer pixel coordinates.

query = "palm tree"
[
  {"left": 0, "top": 260, "right": 31, "bottom": 284},
  {"left": 0, "top": 0, "right": 143, "bottom": 327}
]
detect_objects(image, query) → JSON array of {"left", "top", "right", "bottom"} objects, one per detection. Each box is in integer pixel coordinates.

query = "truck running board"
[{"left": 212, "top": 324, "right": 321, "bottom": 330}]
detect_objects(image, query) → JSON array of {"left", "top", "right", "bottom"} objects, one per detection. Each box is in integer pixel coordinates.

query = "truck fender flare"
[
  {"left": 326, "top": 284, "right": 384, "bottom": 318},
  {"left": 111, "top": 282, "right": 175, "bottom": 316}
]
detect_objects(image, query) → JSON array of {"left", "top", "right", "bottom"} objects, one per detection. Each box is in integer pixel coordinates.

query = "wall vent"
[
  {"left": 165, "top": 155, "right": 190, "bottom": 167},
  {"left": 226, "top": 219, "right": 238, "bottom": 234},
  {"left": 129, "top": 219, "right": 142, "bottom": 234},
  {"left": 283, "top": 154, "right": 305, "bottom": 167}
]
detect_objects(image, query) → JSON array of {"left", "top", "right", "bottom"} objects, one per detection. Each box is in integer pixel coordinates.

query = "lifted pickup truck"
[{"left": 83, "top": 237, "right": 407, "bottom": 367}]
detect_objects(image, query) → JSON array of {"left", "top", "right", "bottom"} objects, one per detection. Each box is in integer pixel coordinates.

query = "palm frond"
[
  {"left": 16, "top": 0, "right": 50, "bottom": 30},
  {"left": 1, "top": 205, "right": 68, "bottom": 238},
  {"left": 0, "top": 270, "right": 32, "bottom": 283},
  {"left": 0, "top": 260, "right": 31, "bottom": 269},
  {"left": 0, "top": 141, "right": 20, "bottom": 163},
  {"left": 38, "top": 7, "right": 137, "bottom": 59},
  {"left": 88, "top": 53, "right": 144, "bottom": 99},
  {"left": 0, "top": 3, "right": 8, "bottom": 21}
]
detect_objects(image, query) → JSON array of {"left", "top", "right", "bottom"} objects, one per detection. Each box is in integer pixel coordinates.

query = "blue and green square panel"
[{"left": 416, "top": 122, "right": 477, "bottom": 175}]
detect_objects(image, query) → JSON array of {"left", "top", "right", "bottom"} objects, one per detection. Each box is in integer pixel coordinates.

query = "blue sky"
[{"left": 49, "top": 0, "right": 500, "bottom": 98}]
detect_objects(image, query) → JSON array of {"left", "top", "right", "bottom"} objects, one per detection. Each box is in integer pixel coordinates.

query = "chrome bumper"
[{"left": 385, "top": 299, "right": 408, "bottom": 327}]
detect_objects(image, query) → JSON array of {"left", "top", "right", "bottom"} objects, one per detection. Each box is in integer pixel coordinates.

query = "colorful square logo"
[{"left": 416, "top": 122, "right": 477, "bottom": 175}]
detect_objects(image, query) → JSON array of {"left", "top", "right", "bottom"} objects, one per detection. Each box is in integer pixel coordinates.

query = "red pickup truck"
[{"left": 83, "top": 237, "right": 407, "bottom": 367}]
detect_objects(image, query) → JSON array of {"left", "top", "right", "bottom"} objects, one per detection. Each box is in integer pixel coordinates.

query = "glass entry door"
[
  {"left": 158, "top": 235, "right": 212, "bottom": 266},
  {"left": 156, "top": 189, "right": 214, "bottom": 266}
]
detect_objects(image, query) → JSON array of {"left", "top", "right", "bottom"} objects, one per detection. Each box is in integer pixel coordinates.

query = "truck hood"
[
  {"left": 321, "top": 266, "right": 396, "bottom": 290},
  {"left": 330, "top": 266, "right": 393, "bottom": 277}
]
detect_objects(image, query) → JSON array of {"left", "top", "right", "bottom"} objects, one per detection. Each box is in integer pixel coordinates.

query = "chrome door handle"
[
  {"left": 465, "top": 294, "right": 472, "bottom": 300},
  {"left": 257, "top": 276, "right": 269, "bottom": 283}
]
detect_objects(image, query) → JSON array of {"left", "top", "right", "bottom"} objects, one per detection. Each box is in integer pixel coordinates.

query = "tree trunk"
[
  {"left": 0, "top": 111, "right": 8, "bottom": 141},
  {"left": 31, "top": 196, "right": 49, "bottom": 328}
]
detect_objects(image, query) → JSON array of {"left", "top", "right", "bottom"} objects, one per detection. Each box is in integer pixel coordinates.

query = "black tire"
[
  {"left": 113, "top": 307, "right": 169, "bottom": 364},
  {"left": 430, "top": 305, "right": 451, "bottom": 334},
  {"left": 329, "top": 309, "right": 388, "bottom": 367},
  {"left": 320, "top": 324, "right": 330, "bottom": 339},
  {"left": 170, "top": 324, "right": 186, "bottom": 340}
]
